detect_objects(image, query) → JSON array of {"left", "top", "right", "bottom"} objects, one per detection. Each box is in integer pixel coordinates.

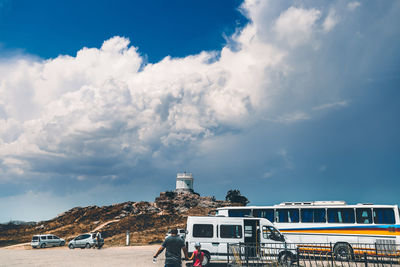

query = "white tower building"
[{"left": 175, "top": 172, "right": 194, "bottom": 193}]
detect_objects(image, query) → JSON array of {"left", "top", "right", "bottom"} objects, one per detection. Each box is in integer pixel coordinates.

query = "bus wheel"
[
  {"left": 279, "top": 252, "right": 294, "bottom": 267},
  {"left": 202, "top": 251, "right": 211, "bottom": 266},
  {"left": 334, "top": 243, "right": 353, "bottom": 261}
]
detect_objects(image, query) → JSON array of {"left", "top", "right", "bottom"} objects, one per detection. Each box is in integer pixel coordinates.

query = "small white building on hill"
[{"left": 175, "top": 172, "right": 194, "bottom": 193}]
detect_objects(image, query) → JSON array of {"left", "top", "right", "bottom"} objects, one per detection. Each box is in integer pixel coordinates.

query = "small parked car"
[
  {"left": 165, "top": 228, "right": 187, "bottom": 240},
  {"left": 31, "top": 234, "right": 65, "bottom": 248},
  {"left": 68, "top": 232, "right": 104, "bottom": 249}
]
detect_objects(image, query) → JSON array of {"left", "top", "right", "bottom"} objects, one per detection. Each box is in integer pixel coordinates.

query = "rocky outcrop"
[{"left": 155, "top": 191, "right": 228, "bottom": 213}]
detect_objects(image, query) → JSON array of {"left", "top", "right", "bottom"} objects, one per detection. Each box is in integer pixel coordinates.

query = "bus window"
[
  {"left": 373, "top": 208, "right": 395, "bottom": 224},
  {"left": 276, "top": 209, "right": 299, "bottom": 223},
  {"left": 228, "top": 209, "right": 251, "bottom": 217},
  {"left": 220, "top": 225, "right": 242, "bottom": 239},
  {"left": 301, "top": 209, "right": 326, "bottom": 223},
  {"left": 253, "top": 209, "right": 274, "bottom": 222},
  {"left": 314, "top": 209, "right": 326, "bottom": 222},
  {"left": 327, "top": 208, "right": 355, "bottom": 223},
  {"left": 193, "top": 224, "right": 213, "bottom": 238},
  {"left": 356, "top": 208, "right": 372, "bottom": 224}
]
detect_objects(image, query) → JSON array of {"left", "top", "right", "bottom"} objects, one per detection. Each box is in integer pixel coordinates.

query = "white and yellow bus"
[{"left": 216, "top": 201, "right": 400, "bottom": 258}]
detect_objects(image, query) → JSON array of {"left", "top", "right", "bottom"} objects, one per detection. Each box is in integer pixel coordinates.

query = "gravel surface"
[
  {"left": 0, "top": 245, "right": 169, "bottom": 267},
  {"left": 0, "top": 245, "right": 227, "bottom": 267}
]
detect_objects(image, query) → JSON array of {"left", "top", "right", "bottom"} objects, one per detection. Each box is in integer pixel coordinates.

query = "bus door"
[{"left": 244, "top": 219, "right": 260, "bottom": 257}]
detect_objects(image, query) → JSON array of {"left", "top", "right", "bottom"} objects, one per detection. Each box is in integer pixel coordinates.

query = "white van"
[
  {"left": 185, "top": 216, "right": 296, "bottom": 266},
  {"left": 31, "top": 234, "right": 65, "bottom": 248}
]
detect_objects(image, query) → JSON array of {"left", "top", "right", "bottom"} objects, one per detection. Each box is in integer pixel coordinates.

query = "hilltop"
[{"left": 0, "top": 192, "right": 237, "bottom": 247}]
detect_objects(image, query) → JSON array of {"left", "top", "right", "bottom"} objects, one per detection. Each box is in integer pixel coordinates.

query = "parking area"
[{"left": 0, "top": 245, "right": 227, "bottom": 267}]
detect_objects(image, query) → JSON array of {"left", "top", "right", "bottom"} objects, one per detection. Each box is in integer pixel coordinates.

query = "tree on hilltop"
[{"left": 225, "top": 189, "right": 249, "bottom": 206}]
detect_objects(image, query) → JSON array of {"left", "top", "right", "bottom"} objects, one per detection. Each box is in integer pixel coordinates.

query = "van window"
[
  {"left": 47, "top": 236, "right": 53, "bottom": 240},
  {"left": 41, "top": 236, "right": 47, "bottom": 240},
  {"left": 53, "top": 236, "right": 59, "bottom": 239},
  {"left": 262, "top": 226, "right": 282, "bottom": 241},
  {"left": 253, "top": 209, "right": 274, "bottom": 222},
  {"left": 193, "top": 224, "right": 213, "bottom": 238},
  {"left": 228, "top": 209, "right": 251, "bottom": 217},
  {"left": 327, "top": 208, "right": 355, "bottom": 223},
  {"left": 32, "top": 236, "right": 39, "bottom": 241},
  {"left": 220, "top": 225, "right": 242, "bottom": 239},
  {"left": 373, "top": 208, "right": 395, "bottom": 224},
  {"left": 301, "top": 209, "right": 326, "bottom": 223},
  {"left": 356, "top": 208, "right": 372, "bottom": 224},
  {"left": 276, "top": 209, "right": 299, "bottom": 223}
]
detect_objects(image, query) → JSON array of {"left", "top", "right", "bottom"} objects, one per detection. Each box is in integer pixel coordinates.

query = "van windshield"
[
  {"left": 32, "top": 236, "right": 39, "bottom": 241},
  {"left": 262, "top": 226, "right": 284, "bottom": 241}
]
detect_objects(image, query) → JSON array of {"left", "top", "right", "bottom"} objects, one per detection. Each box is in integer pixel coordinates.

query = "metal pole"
[
  {"left": 246, "top": 244, "right": 249, "bottom": 266},
  {"left": 364, "top": 252, "right": 368, "bottom": 267},
  {"left": 126, "top": 230, "right": 130, "bottom": 246},
  {"left": 227, "top": 243, "right": 230, "bottom": 265}
]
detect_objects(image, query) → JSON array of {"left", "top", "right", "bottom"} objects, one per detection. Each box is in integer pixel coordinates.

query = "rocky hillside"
[{"left": 0, "top": 192, "right": 237, "bottom": 247}]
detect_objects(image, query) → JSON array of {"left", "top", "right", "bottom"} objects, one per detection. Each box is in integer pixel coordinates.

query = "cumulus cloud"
[
  {"left": 274, "top": 7, "right": 321, "bottom": 47},
  {"left": 0, "top": 0, "right": 349, "bottom": 184}
]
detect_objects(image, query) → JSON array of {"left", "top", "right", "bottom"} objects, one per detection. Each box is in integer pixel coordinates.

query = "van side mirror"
[{"left": 279, "top": 234, "right": 285, "bottom": 242}]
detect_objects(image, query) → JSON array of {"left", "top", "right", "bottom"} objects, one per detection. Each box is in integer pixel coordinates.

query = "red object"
[{"left": 193, "top": 250, "right": 204, "bottom": 267}]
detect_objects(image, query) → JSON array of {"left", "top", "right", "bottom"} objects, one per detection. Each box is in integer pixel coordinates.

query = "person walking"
[
  {"left": 153, "top": 228, "right": 189, "bottom": 267},
  {"left": 188, "top": 242, "right": 204, "bottom": 267},
  {"left": 95, "top": 232, "right": 101, "bottom": 248}
]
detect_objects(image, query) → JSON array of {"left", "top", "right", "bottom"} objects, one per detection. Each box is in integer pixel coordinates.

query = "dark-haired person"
[{"left": 153, "top": 228, "right": 189, "bottom": 267}]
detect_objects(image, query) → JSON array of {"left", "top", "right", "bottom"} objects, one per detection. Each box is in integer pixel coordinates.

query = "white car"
[
  {"left": 165, "top": 228, "right": 187, "bottom": 240},
  {"left": 68, "top": 233, "right": 104, "bottom": 249},
  {"left": 31, "top": 234, "right": 65, "bottom": 248}
]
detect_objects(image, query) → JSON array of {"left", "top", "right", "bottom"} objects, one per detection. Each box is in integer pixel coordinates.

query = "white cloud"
[
  {"left": 323, "top": 9, "right": 339, "bottom": 32},
  {"left": 0, "top": 1, "right": 352, "bottom": 183},
  {"left": 313, "top": 100, "right": 348, "bottom": 111},
  {"left": 347, "top": 2, "right": 361, "bottom": 11},
  {"left": 275, "top": 111, "right": 311, "bottom": 124},
  {"left": 274, "top": 7, "right": 321, "bottom": 47}
]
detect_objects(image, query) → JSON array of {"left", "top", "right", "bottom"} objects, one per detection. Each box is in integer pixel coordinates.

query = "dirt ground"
[{"left": 0, "top": 245, "right": 227, "bottom": 267}]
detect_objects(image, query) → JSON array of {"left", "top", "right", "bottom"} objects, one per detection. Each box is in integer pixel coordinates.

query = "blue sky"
[{"left": 0, "top": 0, "right": 399, "bottom": 222}]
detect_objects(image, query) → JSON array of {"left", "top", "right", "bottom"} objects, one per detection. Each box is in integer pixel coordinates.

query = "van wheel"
[
  {"left": 40, "top": 243, "right": 46, "bottom": 248},
  {"left": 334, "top": 243, "right": 353, "bottom": 261},
  {"left": 202, "top": 251, "right": 211, "bottom": 266},
  {"left": 279, "top": 252, "right": 294, "bottom": 267},
  {"left": 69, "top": 244, "right": 74, "bottom": 249},
  {"left": 85, "top": 243, "right": 91, "bottom": 249}
]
